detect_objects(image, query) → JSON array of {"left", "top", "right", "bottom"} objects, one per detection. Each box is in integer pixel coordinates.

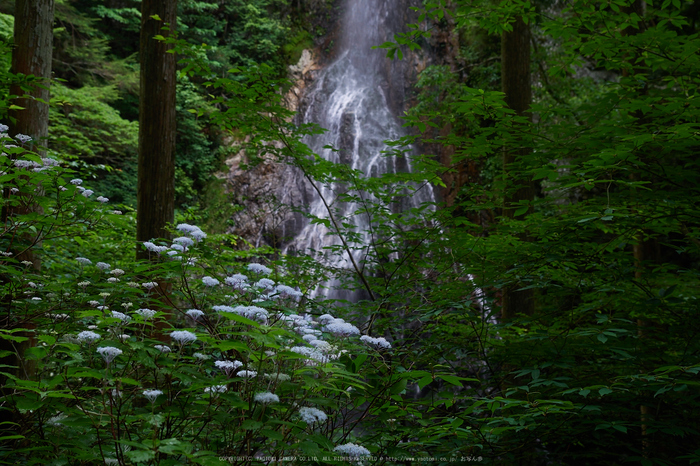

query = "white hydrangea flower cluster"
[
  {"left": 247, "top": 263, "right": 272, "bottom": 275},
  {"left": 323, "top": 318, "right": 360, "bottom": 337},
  {"left": 298, "top": 407, "right": 327, "bottom": 424},
  {"left": 110, "top": 311, "right": 131, "bottom": 323},
  {"left": 135, "top": 308, "right": 157, "bottom": 319},
  {"left": 264, "top": 373, "right": 291, "bottom": 382},
  {"left": 214, "top": 360, "right": 243, "bottom": 376},
  {"left": 204, "top": 385, "right": 228, "bottom": 395},
  {"left": 170, "top": 330, "right": 197, "bottom": 344},
  {"left": 97, "top": 346, "right": 122, "bottom": 363},
  {"left": 176, "top": 223, "right": 207, "bottom": 242},
  {"left": 154, "top": 345, "right": 171, "bottom": 353},
  {"left": 77, "top": 330, "right": 101, "bottom": 343},
  {"left": 186, "top": 309, "right": 205, "bottom": 320},
  {"left": 224, "top": 273, "right": 249, "bottom": 290},
  {"left": 202, "top": 276, "right": 220, "bottom": 287},
  {"left": 254, "top": 392, "right": 279, "bottom": 404},
  {"left": 359, "top": 335, "right": 391, "bottom": 350},
  {"left": 333, "top": 443, "right": 371, "bottom": 458},
  {"left": 143, "top": 389, "right": 163, "bottom": 403}
]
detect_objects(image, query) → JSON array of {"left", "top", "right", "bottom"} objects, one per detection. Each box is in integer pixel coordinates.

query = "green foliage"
[{"left": 4, "top": 0, "right": 700, "bottom": 463}]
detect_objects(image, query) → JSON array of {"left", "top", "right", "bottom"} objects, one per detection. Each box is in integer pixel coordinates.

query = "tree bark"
[
  {"left": 136, "top": 0, "right": 177, "bottom": 259},
  {"left": 501, "top": 16, "right": 535, "bottom": 320},
  {"left": 8, "top": 0, "right": 54, "bottom": 154}
]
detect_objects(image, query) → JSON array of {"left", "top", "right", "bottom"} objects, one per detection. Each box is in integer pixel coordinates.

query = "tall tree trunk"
[
  {"left": 501, "top": 16, "right": 535, "bottom": 320},
  {"left": 0, "top": 0, "right": 54, "bottom": 441},
  {"left": 137, "top": 0, "right": 177, "bottom": 259}
]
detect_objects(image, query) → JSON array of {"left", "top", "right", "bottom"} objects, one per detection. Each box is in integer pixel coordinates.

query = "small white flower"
[
  {"left": 14, "top": 133, "right": 32, "bottom": 143},
  {"left": 142, "top": 281, "right": 158, "bottom": 290},
  {"left": 154, "top": 345, "right": 171, "bottom": 353},
  {"left": 204, "top": 385, "right": 228, "bottom": 395},
  {"left": 215, "top": 360, "right": 243, "bottom": 376},
  {"left": 193, "top": 352, "right": 210, "bottom": 360},
  {"left": 96, "top": 262, "right": 111, "bottom": 271},
  {"left": 52, "top": 313, "right": 69, "bottom": 321},
  {"left": 97, "top": 346, "right": 122, "bottom": 363},
  {"left": 96, "top": 196, "right": 109, "bottom": 203},
  {"left": 22, "top": 260, "right": 33, "bottom": 267},
  {"left": 78, "top": 281, "right": 91, "bottom": 288},
  {"left": 88, "top": 300, "right": 100, "bottom": 306},
  {"left": 107, "top": 277, "right": 120, "bottom": 283},
  {"left": 112, "top": 389, "right": 122, "bottom": 398},
  {"left": 247, "top": 263, "right": 272, "bottom": 275},
  {"left": 121, "top": 302, "right": 133, "bottom": 309},
  {"left": 202, "top": 276, "right": 220, "bottom": 287},
  {"left": 81, "top": 189, "right": 94, "bottom": 198},
  {"left": 10, "top": 188, "right": 18, "bottom": 194},
  {"left": 112, "top": 210, "right": 122, "bottom": 215},
  {"left": 318, "top": 314, "right": 335, "bottom": 324},
  {"left": 99, "top": 292, "right": 110, "bottom": 298},
  {"left": 254, "top": 392, "right": 280, "bottom": 404},
  {"left": 110, "top": 269, "right": 125, "bottom": 277},
  {"left": 59, "top": 186, "right": 67, "bottom": 191},
  {"left": 70, "top": 179, "right": 83, "bottom": 186},
  {"left": 186, "top": 309, "right": 205, "bottom": 320},
  {"left": 143, "top": 389, "right": 163, "bottom": 403},
  {"left": 77, "top": 330, "right": 101, "bottom": 343},
  {"left": 31, "top": 297, "right": 42, "bottom": 301},
  {"left": 117, "top": 334, "right": 130, "bottom": 342},
  {"left": 333, "top": 443, "right": 371, "bottom": 458},
  {"left": 299, "top": 407, "right": 327, "bottom": 424},
  {"left": 170, "top": 330, "right": 197, "bottom": 344},
  {"left": 236, "top": 370, "right": 257, "bottom": 378}
]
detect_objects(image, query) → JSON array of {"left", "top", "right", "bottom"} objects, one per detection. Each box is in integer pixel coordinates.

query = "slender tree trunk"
[
  {"left": 136, "top": 0, "right": 177, "bottom": 259},
  {"left": 501, "top": 16, "right": 535, "bottom": 320}
]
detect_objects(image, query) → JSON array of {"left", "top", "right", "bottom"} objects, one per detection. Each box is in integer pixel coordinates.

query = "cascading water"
[{"left": 284, "top": 0, "right": 434, "bottom": 300}]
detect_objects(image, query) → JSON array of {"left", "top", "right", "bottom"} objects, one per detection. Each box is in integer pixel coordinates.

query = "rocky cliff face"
[{"left": 219, "top": 0, "right": 455, "bottom": 249}]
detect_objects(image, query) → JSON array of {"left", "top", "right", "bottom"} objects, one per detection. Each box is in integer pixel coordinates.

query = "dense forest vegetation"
[{"left": 1, "top": 0, "right": 699, "bottom": 465}]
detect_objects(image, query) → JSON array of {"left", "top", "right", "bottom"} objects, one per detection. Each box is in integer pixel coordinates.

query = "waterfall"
[{"left": 284, "top": 0, "right": 434, "bottom": 300}]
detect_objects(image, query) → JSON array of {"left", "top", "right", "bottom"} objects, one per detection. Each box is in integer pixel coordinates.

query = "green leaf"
[{"left": 599, "top": 388, "right": 613, "bottom": 396}]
